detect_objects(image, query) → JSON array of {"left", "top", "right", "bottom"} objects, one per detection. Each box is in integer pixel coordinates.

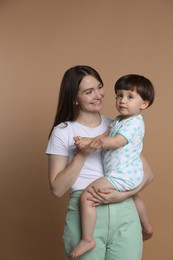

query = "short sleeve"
[{"left": 46, "top": 124, "right": 69, "bottom": 156}]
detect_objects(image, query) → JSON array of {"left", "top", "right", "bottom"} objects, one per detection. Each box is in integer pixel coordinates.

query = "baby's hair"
[{"left": 114, "top": 74, "right": 155, "bottom": 107}]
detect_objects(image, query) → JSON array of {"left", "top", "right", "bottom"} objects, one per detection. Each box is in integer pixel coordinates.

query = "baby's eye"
[
  {"left": 128, "top": 95, "right": 133, "bottom": 99},
  {"left": 116, "top": 93, "right": 122, "bottom": 98}
]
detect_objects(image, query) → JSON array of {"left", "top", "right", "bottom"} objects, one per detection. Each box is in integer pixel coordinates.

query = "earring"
[{"left": 73, "top": 101, "right": 78, "bottom": 106}]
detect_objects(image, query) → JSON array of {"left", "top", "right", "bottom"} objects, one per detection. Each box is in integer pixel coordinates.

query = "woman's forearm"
[
  {"left": 49, "top": 138, "right": 101, "bottom": 198},
  {"left": 110, "top": 154, "right": 154, "bottom": 201},
  {"left": 48, "top": 153, "right": 87, "bottom": 198},
  {"left": 87, "top": 154, "right": 154, "bottom": 205},
  {"left": 140, "top": 154, "right": 154, "bottom": 187}
]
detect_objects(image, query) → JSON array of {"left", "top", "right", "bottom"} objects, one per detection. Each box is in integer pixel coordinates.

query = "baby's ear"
[{"left": 141, "top": 100, "right": 149, "bottom": 110}]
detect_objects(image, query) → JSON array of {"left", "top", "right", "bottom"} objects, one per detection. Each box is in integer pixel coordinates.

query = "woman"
[{"left": 46, "top": 65, "right": 153, "bottom": 260}]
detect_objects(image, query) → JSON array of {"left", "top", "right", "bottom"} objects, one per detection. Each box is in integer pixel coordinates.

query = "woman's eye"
[{"left": 86, "top": 90, "right": 92, "bottom": 95}]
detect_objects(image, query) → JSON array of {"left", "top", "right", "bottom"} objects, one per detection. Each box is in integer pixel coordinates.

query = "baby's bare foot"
[{"left": 70, "top": 239, "right": 96, "bottom": 259}]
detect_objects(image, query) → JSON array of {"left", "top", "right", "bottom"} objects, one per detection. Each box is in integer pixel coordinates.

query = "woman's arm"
[
  {"left": 48, "top": 137, "right": 103, "bottom": 198},
  {"left": 87, "top": 154, "right": 153, "bottom": 205},
  {"left": 48, "top": 153, "right": 87, "bottom": 198}
]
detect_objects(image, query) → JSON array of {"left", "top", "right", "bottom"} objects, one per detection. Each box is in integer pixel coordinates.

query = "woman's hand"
[
  {"left": 74, "top": 136, "right": 102, "bottom": 155},
  {"left": 87, "top": 186, "right": 128, "bottom": 206}
]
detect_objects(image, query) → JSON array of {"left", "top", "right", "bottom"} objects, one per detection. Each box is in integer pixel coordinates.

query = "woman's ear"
[{"left": 141, "top": 100, "right": 150, "bottom": 110}]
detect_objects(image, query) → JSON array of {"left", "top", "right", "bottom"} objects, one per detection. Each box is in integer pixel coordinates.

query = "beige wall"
[{"left": 1, "top": 0, "right": 173, "bottom": 259}]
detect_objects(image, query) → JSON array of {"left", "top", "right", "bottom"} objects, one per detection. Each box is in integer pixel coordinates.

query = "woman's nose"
[{"left": 95, "top": 89, "right": 104, "bottom": 98}]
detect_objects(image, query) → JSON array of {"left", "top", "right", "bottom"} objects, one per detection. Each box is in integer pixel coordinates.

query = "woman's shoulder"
[
  {"left": 50, "top": 121, "right": 74, "bottom": 139},
  {"left": 53, "top": 121, "right": 75, "bottom": 130}
]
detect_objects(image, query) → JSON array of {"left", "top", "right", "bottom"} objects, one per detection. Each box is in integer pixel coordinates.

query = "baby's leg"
[
  {"left": 133, "top": 194, "right": 153, "bottom": 240},
  {"left": 70, "top": 177, "right": 113, "bottom": 259}
]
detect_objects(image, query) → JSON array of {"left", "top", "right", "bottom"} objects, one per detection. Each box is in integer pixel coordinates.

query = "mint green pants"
[{"left": 62, "top": 191, "right": 142, "bottom": 260}]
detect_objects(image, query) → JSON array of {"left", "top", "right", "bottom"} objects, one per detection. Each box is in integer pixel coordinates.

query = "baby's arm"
[
  {"left": 74, "top": 129, "right": 110, "bottom": 150},
  {"left": 74, "top": 128, "right": 127, "bottom": 151},
  {"left": 99, "top": 134, "right": 127, "bottom": 149}
]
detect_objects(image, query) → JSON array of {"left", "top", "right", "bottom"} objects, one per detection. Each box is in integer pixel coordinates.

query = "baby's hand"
[
  {"left": 74, "top": 136, "right": 92, "bottom": 149},
  {"left": 73, "top": 136, "right": 81, "bottom": 143},
  {"left": 74, "top": 136, "right": 103, "bottom": 155}
]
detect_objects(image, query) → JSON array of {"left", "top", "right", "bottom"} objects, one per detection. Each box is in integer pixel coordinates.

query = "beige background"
[{"left": 0, "top": 0, "right": 172, "bottom": 259}]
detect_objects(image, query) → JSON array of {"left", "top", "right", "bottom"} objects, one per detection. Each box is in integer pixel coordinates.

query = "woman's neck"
[{"left": 76, "top": 112, "right": 101, "bottom": 128}]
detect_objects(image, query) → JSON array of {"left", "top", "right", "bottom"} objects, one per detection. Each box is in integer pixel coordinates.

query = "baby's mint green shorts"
[{"left": 62, "top": 191, "right": 142, "bottom": 260}]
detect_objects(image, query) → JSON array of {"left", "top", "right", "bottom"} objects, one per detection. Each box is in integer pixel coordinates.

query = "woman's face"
[{"left": 76, "top": 75, "right": 104, "bottom": 113}]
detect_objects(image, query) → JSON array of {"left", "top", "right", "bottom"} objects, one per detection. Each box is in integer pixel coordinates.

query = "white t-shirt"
[{"left": 46, "top": 115, "right": 111, "bottom": 192}]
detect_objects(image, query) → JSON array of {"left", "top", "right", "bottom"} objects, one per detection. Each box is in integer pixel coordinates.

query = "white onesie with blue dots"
[{"left": 103, "top": 114, "right": 144, "bottom": 191}]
